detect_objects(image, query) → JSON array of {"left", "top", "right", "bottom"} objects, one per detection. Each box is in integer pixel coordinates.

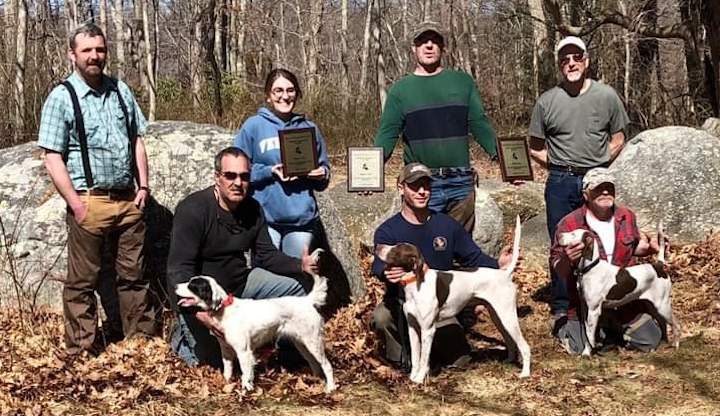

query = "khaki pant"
[
  {"left": 447, "top": 188, "right": 476, "bottom": 233},
  {"left": 64, "top": 193, "right": 155, "bottom": 354}
]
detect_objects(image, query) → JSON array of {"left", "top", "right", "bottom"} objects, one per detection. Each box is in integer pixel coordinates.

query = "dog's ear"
[
  {"left": 414, "top": 254, "right": 426, "bottom": 285},
  {"left": 375, "top": 244, "right": 395, "bottom": 262},
  {"left": 189, "top": 277, "right": 218, "bottom": 310},
  {"left": 581, "top": 233, "right": 595, "bottom": 262}
]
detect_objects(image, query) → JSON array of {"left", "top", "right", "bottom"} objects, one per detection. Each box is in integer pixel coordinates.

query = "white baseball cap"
[{"left": 556, "top": 36, "right": 587, "bottom": 61}]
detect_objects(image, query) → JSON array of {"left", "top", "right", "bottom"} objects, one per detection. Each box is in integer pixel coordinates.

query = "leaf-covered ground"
[{"left": 2, "top": 232, "right": 719, "bottom": 415}]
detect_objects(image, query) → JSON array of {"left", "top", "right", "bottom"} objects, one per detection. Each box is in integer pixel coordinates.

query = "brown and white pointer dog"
[
  {"left": 557, "top": 223, "right": 680, "bottom": 356},
  {"left": 376, "top": 216, "right": 531, "bottom": 383}
]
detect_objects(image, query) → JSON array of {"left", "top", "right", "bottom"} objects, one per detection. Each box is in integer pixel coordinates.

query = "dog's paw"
[
  {"left": 324, "top": 382, "right": 337, "bottom": 393},
  {"left": 241, "top": 380, "right": 254, "bottom": 391},
  {"left": 410, "top": 373, "right": 425, "bottom": 384}
]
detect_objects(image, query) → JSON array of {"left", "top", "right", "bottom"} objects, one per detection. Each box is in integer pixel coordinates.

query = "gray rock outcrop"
[
  {"left": 610, "top": 126, "right": 720, "bottom": 243},
  {"left": 0, "top": 121, "right": 362, "bottom": 311},
  {"left": 702, "top": 117, "right": 720, "bottom": 138}
]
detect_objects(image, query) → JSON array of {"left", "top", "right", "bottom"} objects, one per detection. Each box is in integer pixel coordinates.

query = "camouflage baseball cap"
[
  {"left": 411, "top": 21, "right": 444, "bottom": 44},
  {"left": 582, "top": 168, "right": 615, "bottom": 191},
  {"left": 398, "top": 163, "right": 433, "bottom": 184}
]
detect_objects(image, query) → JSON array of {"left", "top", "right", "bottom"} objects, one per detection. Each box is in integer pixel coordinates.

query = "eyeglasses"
[
  {"left": 559, "top": 53, "right": 586, "bottom": 66},
  {"left": 271, "top": 87, "right": 296, "bottom": 97},
  {"left": 219, "top": 171, "right": 251, "bottom": 182}
]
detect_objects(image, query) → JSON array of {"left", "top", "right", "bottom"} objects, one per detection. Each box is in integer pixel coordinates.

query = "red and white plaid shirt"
[{"left": 550, "top": 204, "right": 641, "bottom": 318}]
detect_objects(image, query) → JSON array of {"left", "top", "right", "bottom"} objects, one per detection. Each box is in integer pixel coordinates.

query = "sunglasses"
[
  {"left": 413, "top": 33, "right": 444, "bottom": 47},
  {"left": 219, "top": 171, "right": 251, "bottom": 182},
  {"left": 559, "top": 53, "right": 586, "bottom": 66}
]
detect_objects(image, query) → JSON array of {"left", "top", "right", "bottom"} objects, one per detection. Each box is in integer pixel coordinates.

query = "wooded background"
[{"left": 1, "top": 0, "right": 718, "bottom": 152}]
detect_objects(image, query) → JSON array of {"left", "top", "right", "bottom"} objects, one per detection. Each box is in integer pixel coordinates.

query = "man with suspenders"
[{"left": 38, "top": 23, "right": 155, "bottom": 355}]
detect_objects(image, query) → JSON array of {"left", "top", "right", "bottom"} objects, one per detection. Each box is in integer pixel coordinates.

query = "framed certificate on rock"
[
  {"left": 279, "top": 127, "right": 318, "bottom": 177},
  {"left": 347, "top": 147, "right": 384, "bottom": 192},
  {"left": 496, "top": 136, "right": 534, "bottom": 182}
]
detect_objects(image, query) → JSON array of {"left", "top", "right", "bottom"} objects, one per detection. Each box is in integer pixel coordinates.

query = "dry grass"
[
  {"left": 1, "top": 155, "right": 718, "bottom": 414},
  {"left": 2, "top": 234, "right": 719, "bottom": 415}
]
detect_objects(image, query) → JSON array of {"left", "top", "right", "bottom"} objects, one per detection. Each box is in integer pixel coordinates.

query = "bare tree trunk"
[
  {"left": 340, "top": 0, "right": 350, "bottom": 110},
  {"left": 13, "top": 0, "right": 27, "bottom": 144},
  {"left": 228, "top": 0, "right": 237, "bottom": 73},
  {"left": 402, "top": 0, "right": 408, "bottom": 40},
  {"left": 133, "top": 0, "right": 148, "bottom": 93},
  {"left": 679, "top": 0, "right": 710, "bottom": 120},
  {"left": 528, "top": 0, "right": 548, "bottom": 98},
  {"left": 203, "top": 0, "right": 223, "bottom": 119},
  {"left": 112, "top": 0, "right": 126, "bottom": 79},
  {"left": 305, "top": 0, "right": 324, "bottom": 93},
  {"left": 191, "top": 1, "right": 203, "bottom": 109},
  {"left": 359, "top": 0, "right": 373, "bottom": 95},
  {"left": 235, "top": 0, "right": 247, "bottom": 79},
  {"left": 280, "top": 1, "right": 287, "bottom": 66},
  {"left": 465, "top": 0, "right": 480, "bottom": 79},
  {"left": 374, "top": 0, "right": 386, "bottom": 108},
  {"left": 704, "top": 0, "right": 720, "bottom": 115},
  {"left": 141, "top": 0, "right": 156, "bottom": 120},
  {"left": 99, "top": 0, "right": 109, "bottom": 42},
  {"left": 422, "top": 0, "right": 431, "bottom": 21},
  {"left": 5, "top": 0, "right": 16, "bottom": 52},
  {"left": 214, "top": 0, "right": 224, "bottom": 71}
]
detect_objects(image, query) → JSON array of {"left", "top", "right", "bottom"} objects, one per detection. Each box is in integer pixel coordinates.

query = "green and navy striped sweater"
[{"left": 374, "top": 69, "right": 497, "bottom": 168}]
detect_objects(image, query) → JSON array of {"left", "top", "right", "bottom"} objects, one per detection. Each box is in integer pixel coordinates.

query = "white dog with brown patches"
[
  {"left": 376, "top": 216, "right": 531, "bottom": 383},
  {"left": 175, "top": 260, "right": 335, "bottom": 392},
  {"left": 557, "top": 224, "right": 680, "bottom": 356}
]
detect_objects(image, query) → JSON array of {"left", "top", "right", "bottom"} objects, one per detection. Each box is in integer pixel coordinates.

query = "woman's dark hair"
[{"left": 264, "top": 68, "right": 302, "bottom": 99}]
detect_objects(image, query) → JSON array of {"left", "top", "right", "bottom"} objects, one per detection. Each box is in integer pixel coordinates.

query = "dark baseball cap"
[
  {"left": 411, "top": 21, "right": 444, "bottom": 44},
  {"left": 398, "top": 163, "right": 433, "bottom": 184}
]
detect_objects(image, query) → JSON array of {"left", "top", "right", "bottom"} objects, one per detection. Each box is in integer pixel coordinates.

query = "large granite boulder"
[
  {"left": 610, "top": 126, "right": 720, "bottom": 243},
  {"left": 0, "top": 121, "right": 361, "bottom": 311},
  {"left": 702, "top": 117, "right": 720, "bottom": 138}
]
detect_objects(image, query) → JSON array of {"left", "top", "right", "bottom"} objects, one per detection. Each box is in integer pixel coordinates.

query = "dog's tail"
[
  {"left": 505, "top": 215, "right": 522, "bottom": 279},
  {"left": 308, "top": 273, "right": 329, "bottom": 308},
  {"left": 657, "top": 220, "right": 665, "bottom": 264}
]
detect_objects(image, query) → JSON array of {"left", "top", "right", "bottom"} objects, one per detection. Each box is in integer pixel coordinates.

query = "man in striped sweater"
[{"left": 373, "top": 21, "right": 498, "bottom": 233}]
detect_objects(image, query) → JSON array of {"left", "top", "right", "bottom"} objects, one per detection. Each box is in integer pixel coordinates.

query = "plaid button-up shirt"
[
  {"left": 550, "top": 204, "right": 641, "bottom": 318},
  {"left": 37, "top": 72, "right": 148, "bottom": 190}
]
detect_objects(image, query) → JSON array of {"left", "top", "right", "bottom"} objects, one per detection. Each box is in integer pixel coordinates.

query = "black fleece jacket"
[{"left": 166, "top": 186, "right": 303, "bottom": 308}]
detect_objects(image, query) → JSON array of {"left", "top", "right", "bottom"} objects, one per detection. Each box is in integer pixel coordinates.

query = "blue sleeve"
[
  {"left": 310, "top": 126, "right": 331, "bottom": 191},
  {"left": 234, "top": 120, "right": 274, "bottom": 186},
  {"left": 452, "top": 219, "right": 499, "bottom": 269},
  {"left": 37, "top": 87, "right": 72, "bottom": 153},
  {"left": 372, "top": 222, "right": 396, "bottom": 281}
]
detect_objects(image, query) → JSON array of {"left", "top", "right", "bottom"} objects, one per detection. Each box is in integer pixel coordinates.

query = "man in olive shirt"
[{"left": 528, "top": 36, "right": 629, "bottom": 327}]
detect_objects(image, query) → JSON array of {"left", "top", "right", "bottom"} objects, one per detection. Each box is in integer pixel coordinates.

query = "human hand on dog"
[
  {"left": 563, "top": 241, "right": 585, "bottom": 264},
  {"left": 301, "top": 246, "right": 320, "bottom": 274},
  {"left": 383, "top": 266, "right": 406, "bottom": 284},
  {"left": 196, "top": 311, "right": 225, "bottom": 339},
  {"left": 648, "top": 232, "right": 670, "bottom": 254}
]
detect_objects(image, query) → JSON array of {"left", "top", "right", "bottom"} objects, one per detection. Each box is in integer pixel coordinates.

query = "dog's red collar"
[
  {"left": 220, "top": 294, "right": 234, "bottom": 309},
  {"left": 398, "top": 273, "right": 417, "bottom": 286}
]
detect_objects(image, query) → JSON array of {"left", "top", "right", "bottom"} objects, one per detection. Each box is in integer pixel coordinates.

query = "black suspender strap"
[
  {"left": 110, "top": 79, "right": 139, "bottom": 187},
  {"left": 62, "top": 81, "right": 94, "bottom": 189},
  {"left": 61, "top": 78, "right": 139, "bottom": 189}
]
